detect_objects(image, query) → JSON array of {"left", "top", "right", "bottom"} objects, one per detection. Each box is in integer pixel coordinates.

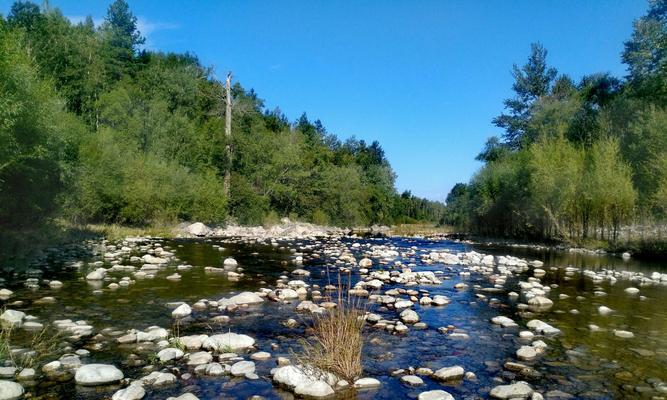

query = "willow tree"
[
  {"left": 529, "top": 136, "right": 584, "bottom": 238},
  {"left": 582, "top": 137, "right": 636, "bottom": 240}
]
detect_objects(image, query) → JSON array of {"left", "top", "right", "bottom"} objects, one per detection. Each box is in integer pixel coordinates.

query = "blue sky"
[{"left": 1, "top": 0, "right": 648, "bottom": 200}]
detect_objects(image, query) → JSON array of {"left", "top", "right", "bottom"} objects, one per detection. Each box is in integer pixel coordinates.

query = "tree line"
[
  {"left": 0, "top": 0, "right": 446, "bottom": 231},
  {"left": 445, "top": 0, "right": 667, "bottom": 242}
]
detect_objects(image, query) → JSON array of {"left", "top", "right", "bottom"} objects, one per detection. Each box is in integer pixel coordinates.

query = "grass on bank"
[{"left": 389, "top": 223, "right": 453, "bottom": 237}]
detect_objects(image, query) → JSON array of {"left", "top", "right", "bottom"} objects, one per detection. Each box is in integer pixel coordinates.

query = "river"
[{"left": 0, "top": 234, "right": 665, "bottom": 399}]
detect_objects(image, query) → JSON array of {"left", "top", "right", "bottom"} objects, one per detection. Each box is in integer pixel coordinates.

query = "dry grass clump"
[{"left": 298, "top": 272, "right": 366, "bottom": 383}]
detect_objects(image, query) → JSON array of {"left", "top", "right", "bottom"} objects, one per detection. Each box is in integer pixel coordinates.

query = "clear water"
[{"left": 2, "top": 236, "right": 666, "bottom": 399}]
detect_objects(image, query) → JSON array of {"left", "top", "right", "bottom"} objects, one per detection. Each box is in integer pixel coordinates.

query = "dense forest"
[
  {"left": 445, "top": 0, "right": 667, "bottom": 243},
  {"left": 0, "top": 0, "right": 446, "bottom": 234}
]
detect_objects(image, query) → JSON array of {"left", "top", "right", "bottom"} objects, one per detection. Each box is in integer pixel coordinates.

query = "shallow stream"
[{"left": 1, "top": 235, "right": 666, "bottom": 399}]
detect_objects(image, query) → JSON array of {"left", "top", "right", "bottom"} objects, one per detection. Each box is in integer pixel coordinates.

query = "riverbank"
[
  {"left": 0, "top": 221, "right": 180, "bottom": 273},
  {"left": 442, "top": 232, "right": 667, "bottom": 261}
]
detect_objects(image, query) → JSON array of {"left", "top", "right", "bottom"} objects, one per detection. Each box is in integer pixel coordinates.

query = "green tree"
[
  {"left": 623, "top": 0, "right": 667, "bottom": 81},
  {"left": 493, "top": 43, "right": 557, "bottom": 149},
  {"left": 101, "top": 0, "right": 144, "bottom": 81},
  {"left": 529, "top": 136, "right": 584, "bottom": 238}
]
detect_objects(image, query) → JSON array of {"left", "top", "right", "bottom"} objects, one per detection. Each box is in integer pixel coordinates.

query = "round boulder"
[{"left": 75, "top": 364, "right": 124, "bottom": 386}]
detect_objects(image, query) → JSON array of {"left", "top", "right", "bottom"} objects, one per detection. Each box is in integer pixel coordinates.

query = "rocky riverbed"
[{"left": 0, "top": 224, "right": 666, "bottom": 399}]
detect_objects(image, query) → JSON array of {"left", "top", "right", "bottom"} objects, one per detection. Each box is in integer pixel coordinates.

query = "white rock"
[
  {"left": 277, "top": 288, "right": 299, "bottom": 300},
  {"left": 186, "top": 352, "right": 213, "bottom": 366},
  {"left": 203, "top": 332, "right": 255, "bottom": 351},
  {"left": 140, "top": 371, "right": 177, "bottom": 386},
  {"left": 0, "top": 310, "right": 25, "bottom": 328},
  {"left": 401, "top": 375, "right": 424, "bottom": 386},
  {"left": 166, "top": 394, "right": 199, "bottom": 400},
  {"left": 75, "top": 364, "right": 124, "bottom": 386},
  {"left": 527, "top": 296, "right": 553, "bottom": 311},
  {"left": 0, "top": 380, "right": 23, "bottom": 400},
  {"left": 294, "top": 380, "right": 335, "bottom": 397},
  {"left": 624, "top": 287, "right": 639, "bottom": 295},
  {"left": 172, "top": 303, "right": 192, "bottom": 318},
  {"left": 224, "top": 292, "right": 263, "bottom": 306},
  {"left": 517, "top": 346, "right": 538, "bottom": 360},
  {"left": 614, "top": 330, "right": 634, "bottom": 338},
  {"left": 400, "top": 309, "right": 420, "bottom": 324},
  {"left": 418, "top": 390, "right": 455, "bottom": 400},
  {"left": 490, "top": 381, "right": 533, "bottom": 399},
  {"left": 157, "top": 348, "right": 184, "bottom": 362},
  {"left": 359, "top": 258, "right": 373, "bottom": 267},
  {"left": 186, "top": 222, "right": 211, "bottom": 237},
  {"left": 354, "top": 377, "right": 381, "bottom": 388},
  {"left": 526, "top": 319, "right": 560, "bottom": 335},
  {"left": 491, "top": 316, "right": 518, "bottom": 328},
  {"left": 394, "top": 300, "right": 414, "bottom": 309},
  {"left": 112, "top": 384, "right": 146, "bottom": 400},
  {"left": 250, "top": 351, "right": 271, "bottom": 360},
  {"left": 598, "top": 306, "right": 613, "bottom": 316},
  {"left": 434, "top": 366, "right": 464, "bottom": 381},
  {"left": 230, "top": 361, "right": 255, "bottom": 376},
  {"left": 272, "top": 365, "right": 335, "bottom": 397},
  {"left": 223, "top": 258, "right": 238, "bottom": 268},
  {"left": 86, "top": 268, "right": 106, "bottom": 280}
]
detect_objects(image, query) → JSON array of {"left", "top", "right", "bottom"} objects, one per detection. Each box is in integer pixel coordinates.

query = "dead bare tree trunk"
[{"left": 223, "top": 72, "right": 232, "bottom": 200}]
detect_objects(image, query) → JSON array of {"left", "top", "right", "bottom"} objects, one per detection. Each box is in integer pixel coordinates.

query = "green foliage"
[
  {"left": 622, "top": 0, "right": 667, "bottom": 81},
  {"left": 0, "top": 0, "right": 443, "bottom": 236},
  {"left": 450, "top": 3, "right": 666, "bottom": 242},
  {"left": 73, "top": 129, "right": 226, "bottom": 225},
  {"left": 0, "top": 28, "right": 83, "bottom": 227}
]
